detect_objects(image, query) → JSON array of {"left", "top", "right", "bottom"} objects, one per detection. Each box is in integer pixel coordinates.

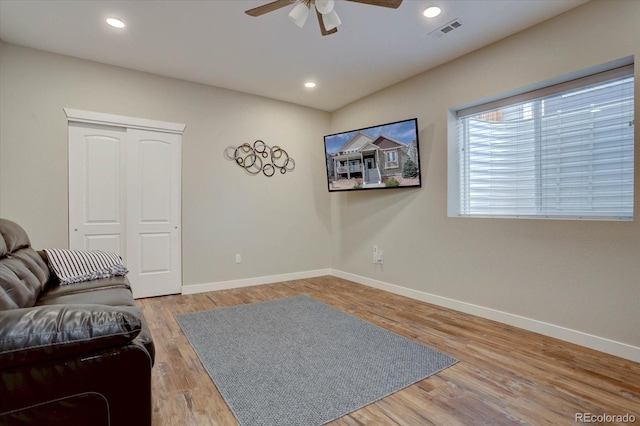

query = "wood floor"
[{"left": 135, "top": 276, "right": 640, "bottom": 425}]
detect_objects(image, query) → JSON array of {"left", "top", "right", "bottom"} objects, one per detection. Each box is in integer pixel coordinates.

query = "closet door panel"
[
  {"left": 126, "top": 129, "right": 182, "bottom": 298},
  {"left": 139, "top": 140, "right": 171, "bottom": 222},
  {"left": 68, "top": 124, "right": 126, "bottom": 255},
  {"left": 85, "top": 235, "right": 122, "bottom": 254}
]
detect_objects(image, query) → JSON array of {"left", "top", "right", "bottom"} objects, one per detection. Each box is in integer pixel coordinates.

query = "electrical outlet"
[
  {"left": 235, "top": 253, "right": 242, "bottom": 264},
  {"left": 373, "top": 246, "right": 383, "bottom": 264}
]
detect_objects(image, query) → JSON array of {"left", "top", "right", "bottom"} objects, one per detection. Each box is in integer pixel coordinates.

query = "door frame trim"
[{"left": 64, "top": 108, "right": 186, "bottom": 135}]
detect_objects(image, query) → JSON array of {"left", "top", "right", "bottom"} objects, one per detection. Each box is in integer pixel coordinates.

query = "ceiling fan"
[{"left": 245, "top": 0, "right": 403, "bottom": 36}]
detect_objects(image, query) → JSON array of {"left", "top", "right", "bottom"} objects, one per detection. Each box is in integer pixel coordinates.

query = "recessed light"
[
  {"left": 106, "top": 18, "right": 126, "bottom": 29},
  {"left": 423, "top": 6, "right": 441, "bottom": 18},
  {"left": 304, "top": 82, "right": 317, "bottom": 88}
]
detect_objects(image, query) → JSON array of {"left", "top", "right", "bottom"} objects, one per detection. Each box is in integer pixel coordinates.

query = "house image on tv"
[{"left": 327, "top": 132, "right": 418, "bottom": 189}]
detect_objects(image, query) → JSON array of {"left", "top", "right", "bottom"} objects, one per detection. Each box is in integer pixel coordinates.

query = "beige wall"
[
  {"left": 330, "top": 0, "right": 639, "bottom": 348},
  {"left": 0, "top": 0, "right": 638, "bottom": 352},
  {"left": 0, "top": 42, "right": 332, "bottom": 285}
]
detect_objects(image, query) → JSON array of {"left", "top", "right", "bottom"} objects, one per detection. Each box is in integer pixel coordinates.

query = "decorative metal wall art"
[{"left": 224, "top": 140, "right": 295, "bottom": 177}]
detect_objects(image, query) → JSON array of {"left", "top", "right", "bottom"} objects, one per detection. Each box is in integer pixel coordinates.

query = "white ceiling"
[{"left": 0, "top": 0, "right": 587, "bottom": 112}]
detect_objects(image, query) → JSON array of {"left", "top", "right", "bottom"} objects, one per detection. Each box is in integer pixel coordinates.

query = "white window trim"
[
  {"left": 447, "top": 110, "right": 462, "bottom": 217},
  {"left": 447, "top": 58, "right": 634, "bottom": 221}
]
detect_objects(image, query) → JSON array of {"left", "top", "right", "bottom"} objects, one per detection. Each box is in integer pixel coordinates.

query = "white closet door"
[
  {"left": 68, "top": 115, "right": 183, "bottom": 299},
  {"left": 69, "top": 124, "right": 127, "bottom": 255},
  {"left": 126, "top": 128, "right": 182, "bottom": 298}
]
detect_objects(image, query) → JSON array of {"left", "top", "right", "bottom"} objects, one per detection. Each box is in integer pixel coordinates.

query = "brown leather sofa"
[{"left": 0, "top": 218, "right": 155, "bottom": 425}]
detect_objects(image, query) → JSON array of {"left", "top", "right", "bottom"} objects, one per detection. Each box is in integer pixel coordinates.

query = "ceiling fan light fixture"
[
  {"left": 315, "top": 0, "right": 335, "bottom": 15},
  {"left": 423, "top": 6, "right": 442, "bottom": 18},
  {"left": 288, "top": 2, "right": 310, "bottom": 28},
  {"left": 322, "top": 9, "right": 341, "bottom": 31},
  {"left": 106, "top": 17, "right": 125, "bottom": 29}
]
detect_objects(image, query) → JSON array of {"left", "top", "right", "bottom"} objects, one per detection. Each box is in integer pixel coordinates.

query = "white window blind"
[{"left": 456, "top": 65, "right": 634, "bottom": 220}]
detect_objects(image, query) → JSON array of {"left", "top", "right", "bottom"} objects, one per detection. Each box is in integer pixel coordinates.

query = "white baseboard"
[
  {"left": 181, "top": 269, "right": 332, "bottom": 295},
  {"left": 330, "top": 269, "right": 640, "bottom": 363}
]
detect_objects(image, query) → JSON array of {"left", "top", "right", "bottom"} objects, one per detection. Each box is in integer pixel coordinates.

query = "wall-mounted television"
[{"left": 323, "top": 118, "right": 421, "bottom": 192}]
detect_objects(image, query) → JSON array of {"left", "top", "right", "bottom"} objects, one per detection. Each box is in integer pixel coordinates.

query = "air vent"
[{"left": 430, "top": 18, "right": 463, "bottom": 38}]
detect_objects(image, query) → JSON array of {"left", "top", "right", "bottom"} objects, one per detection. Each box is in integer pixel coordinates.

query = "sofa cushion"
[
  {"left": 35, "top": 282, "right": 156, "bottom": 361},
  {"left": 37, "top": 275, "right": 132, "bottom": 303},
  {"left": 0, "top": 231, "right": 6, "bottom": 258},
  {"left": 37, "top": 286, "right": 137, "bottom": 307},
  {"left": 0, "top": 218, "right": 31, "bottom": 253},
  {"left": 0, "top": 304, "right": 142, "bottom": 369},
  {"left": 0, "top": 219, "right": 50, "bottom": 310}
]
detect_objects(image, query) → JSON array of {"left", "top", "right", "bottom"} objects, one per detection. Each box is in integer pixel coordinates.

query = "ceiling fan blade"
[
  {"left": 245, "top": 0, "right": 295, "bottom": 17},
  {"left": 316, "top": 9, "right": 338, "bottom": 36},
  {"left": 344, "top": 0, "right": 402, "bottom": 8}
]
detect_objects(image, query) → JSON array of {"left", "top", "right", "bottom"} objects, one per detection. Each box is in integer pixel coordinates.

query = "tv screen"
[{"left": 323, "top": 118, "right": 421, "bottom": 192}]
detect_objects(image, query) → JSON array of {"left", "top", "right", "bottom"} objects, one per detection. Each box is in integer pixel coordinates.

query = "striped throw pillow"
[{"left": 44, "top": 249, "right": 128, "bottom": 285}]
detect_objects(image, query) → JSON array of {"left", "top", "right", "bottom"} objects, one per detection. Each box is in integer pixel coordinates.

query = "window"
[
  {"left": 385, "top": 149, "right": 398, "bottom": 168},
  {"left": 451, "top": 63, "right": 634, "bottom": 220}
]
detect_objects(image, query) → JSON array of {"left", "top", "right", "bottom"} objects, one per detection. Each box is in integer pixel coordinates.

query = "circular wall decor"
[{"left": 225, "top": 140, "right": 295, "bottom": 177}]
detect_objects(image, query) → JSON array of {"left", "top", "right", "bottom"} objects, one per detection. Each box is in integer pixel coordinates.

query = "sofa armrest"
[
  {"left": 0, "top": 304, "right": 142, "bottom": 368},
  {"left": 0, "top": 344, "right": 152, "bottom": 425}
]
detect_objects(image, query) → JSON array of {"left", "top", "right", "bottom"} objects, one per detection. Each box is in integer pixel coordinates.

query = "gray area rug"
[{"left": 176, "top": 295, "right": 458, "bottom": 426}]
